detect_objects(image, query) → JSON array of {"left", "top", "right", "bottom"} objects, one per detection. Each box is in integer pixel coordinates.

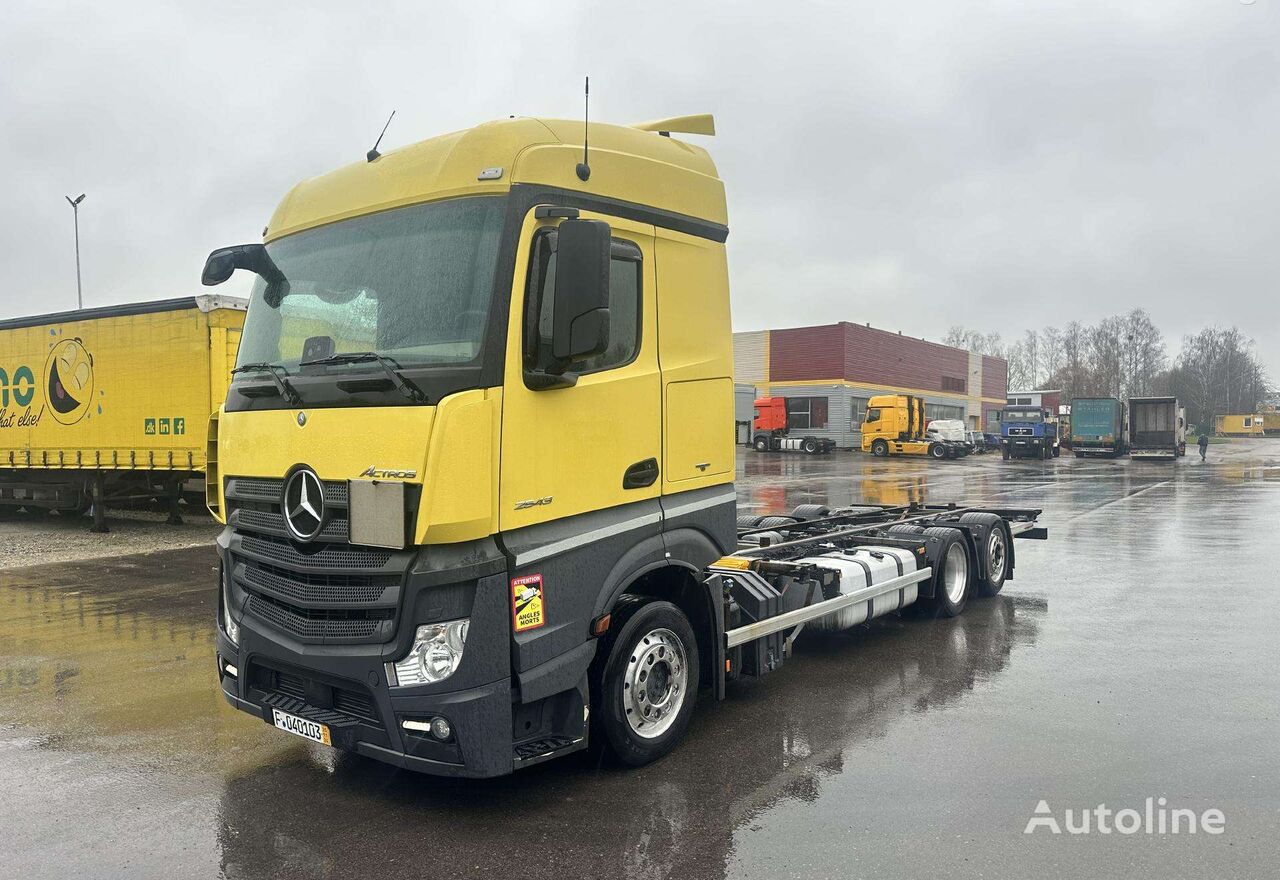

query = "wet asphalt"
[{"left": 2, "top": 443, "right": 1278, "bottom": 879}]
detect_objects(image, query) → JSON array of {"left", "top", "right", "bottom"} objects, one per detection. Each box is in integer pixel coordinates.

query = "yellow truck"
[
  {"left": 202, "top": 112, "right": 1047, "bottom": 778},
  {"left": 861, "top": 394, "right": 969, "bottom": 459},
  {"left": 0, "top": 296, "right": 245, "bottom": 528}
]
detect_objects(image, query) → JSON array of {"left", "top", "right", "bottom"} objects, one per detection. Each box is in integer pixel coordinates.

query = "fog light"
[
  {"left": 430, "top": 717, "right": 452, "bottom": 741},
  {"left": 390, "top": 619, "right": 469, "bottom": 686}
]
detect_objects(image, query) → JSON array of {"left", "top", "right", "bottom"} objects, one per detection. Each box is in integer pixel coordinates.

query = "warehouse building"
[{"left": 734, "top": 322, "right": 1007, "bottom": 449}]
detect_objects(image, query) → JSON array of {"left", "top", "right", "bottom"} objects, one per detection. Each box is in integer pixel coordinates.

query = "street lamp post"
[{"left": 66, "top": 193, "right": 86, "bottom": 309}]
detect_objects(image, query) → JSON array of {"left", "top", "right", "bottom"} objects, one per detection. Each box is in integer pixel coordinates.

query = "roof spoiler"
[{"left": 630, "top": 114, "right": 715, "bottom": 137}]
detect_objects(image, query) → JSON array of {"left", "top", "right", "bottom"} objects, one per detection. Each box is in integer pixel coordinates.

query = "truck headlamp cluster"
[
  {"left": 390, "top": 619, "right": 469, "bottom": 686},
  {"left": 221, "top": 565, "right": 239, "bottom": 646}
]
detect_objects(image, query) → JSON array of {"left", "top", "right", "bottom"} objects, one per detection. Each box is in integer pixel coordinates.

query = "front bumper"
[{"left": 216, "top": 625, "right": 516, "bottom": 778}]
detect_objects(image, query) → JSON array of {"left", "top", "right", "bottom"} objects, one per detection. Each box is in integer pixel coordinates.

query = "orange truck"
[{"left": 750, "top": 396, "right": 836, "bottom": 454}]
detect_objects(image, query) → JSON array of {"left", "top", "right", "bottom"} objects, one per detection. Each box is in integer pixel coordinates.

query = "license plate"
[{"left": 271, "top": 708, "right": 331, "bottom": 745}]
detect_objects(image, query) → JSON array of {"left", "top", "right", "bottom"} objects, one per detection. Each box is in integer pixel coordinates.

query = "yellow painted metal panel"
[
  {"left": 415, "top": 389, "right": 499, "bottom": 545},
  {"left": 655, "top": 227, "right": 733, "bottom": 493},
  {"left": 216, "top": 405, "right": 433, "bottom": 484},
  {"left": 665, "top": 378, "right": 734, "bottom": 482},
  {"left": 499, "top": 209, "right": 661, "bottom": 531}
]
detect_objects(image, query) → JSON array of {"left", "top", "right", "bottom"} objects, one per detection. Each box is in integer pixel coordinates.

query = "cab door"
[{"left": 499, "top": 210, "right": 660, "bottom": 532}]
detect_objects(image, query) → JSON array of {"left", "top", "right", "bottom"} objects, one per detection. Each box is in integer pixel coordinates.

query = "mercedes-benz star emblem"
[
  {"left": 296, "top": 411, "right": 307, "bottom": 427},
  {"left": 283, "top": 468, "right": 325, "bottom": 541}
]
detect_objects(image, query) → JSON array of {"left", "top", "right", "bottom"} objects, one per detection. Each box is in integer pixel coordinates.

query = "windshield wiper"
[
  {"left": 232, "top": 362, "right": 302, "bottom": 406},
  {"left": 299, "top": 352, "right": 428, "bottom": 403}
]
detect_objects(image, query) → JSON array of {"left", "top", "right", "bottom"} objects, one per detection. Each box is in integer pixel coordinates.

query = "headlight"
[
  {"left": 221, "top": 565, "right": 239, "bottom": 646},
  {"left": 390, "top": 619, "right": 469, "bottom": 687}
]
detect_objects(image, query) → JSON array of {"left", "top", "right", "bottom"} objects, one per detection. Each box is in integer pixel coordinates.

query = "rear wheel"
[
  {"left": 594, "top": 601, "right": 700, "bottom": 767},
  {"left": 802, "top": 438, "right": 818, "bottom": 454},
  {"left": 960, "top": 512, "right": 1010, "bottom": 597},
  {"left": 871, "top": 439, "right": 889, "bottom": 457},
  {"left": 791, "top": 504, "right": 830, "bottom": 520},
  {"left": 889, "top": 525, "right": 972, "bottom": 617}
]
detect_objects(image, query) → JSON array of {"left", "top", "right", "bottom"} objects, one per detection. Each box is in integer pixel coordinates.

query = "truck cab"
[
  {"left": 750, "top": 396, "right": 835, "bottom": 454},
  {"left": 1000, "top": 406, "right": 1059, "bottom": 460},
  {"left": 203, "top": 114, "right": 740, "bottom": 777},
  {"left": 862, "top": 394, "right": 967, "bottom": 460}
]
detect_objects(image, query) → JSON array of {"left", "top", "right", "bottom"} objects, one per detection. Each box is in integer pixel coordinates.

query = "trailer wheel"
[
  {"left": 929, "top": 442, "right": 947, "bottom": 460},
  {"left": 753, "top": 435, "right": 770, "bottom": 452},
  {"left": 802, "top": 438, "right": 818, "bottom": 454},
  {"left": 871, "top": 439, "right": 889, "bottom": 457},
  {"left": 959, "top": 512, "right": 1009, "bottom": 597},
  {"left": 594, "top": 600, "right": 700, "bottom": 767}
]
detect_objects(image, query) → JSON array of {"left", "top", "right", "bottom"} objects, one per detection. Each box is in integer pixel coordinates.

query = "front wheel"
[
  {"left": 871, "top": 439, "right": 889, "bottom": 457},
  {"left": 930, "top": 442, "right": 947, "bottom": 460},
  {"left": 1001, "top": 446, "right": 1010, "bottom": 460},
  {"left": 595, "top": 600, "right": 700, "bottom": 767},
  {"left": 753, "top": 435, "right": 769, "bottom": 452}
]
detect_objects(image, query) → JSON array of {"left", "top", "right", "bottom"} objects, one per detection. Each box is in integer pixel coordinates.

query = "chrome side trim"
[
  {"left": 515, "top": 513, "right": 663, "bottom": 566},
  {"left": 661, "top": 486, "right": 737, "bottom": 521}
]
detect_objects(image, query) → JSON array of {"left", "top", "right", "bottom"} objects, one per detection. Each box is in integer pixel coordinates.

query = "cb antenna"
[
  {"left": 575, "top": 77, "right": 591, "bottom": 182},
  {"left": 367, "top": 110, "right": 396, "bottom": 163}
]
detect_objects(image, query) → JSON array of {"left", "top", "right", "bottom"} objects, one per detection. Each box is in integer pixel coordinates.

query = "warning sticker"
[{"left": 511, "top": 574, "right": 545, "bottom": 632}]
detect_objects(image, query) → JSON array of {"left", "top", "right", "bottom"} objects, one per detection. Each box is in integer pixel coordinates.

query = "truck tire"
[
  {"left": 802, "top": 438, "right": 818, "bottom": 454},
  {"left": 737, "top": 514, "right": 765, "bottom": 530},
  {"left": 1052, "top": 445, "right": 1060, "bottom": 458},
  {"left": 889, "top": 525, "right": 972, "bottom": 617},
  {"left": 930, "top": 442, "right": 947, "bottom": 460},
  {"left": 791, "top": 504, "right": 830, "bottom": 520},
  {"left": 755, "top": 515, "right": 799, "bottom": 528},
  {"left": 871, "top": 439, "right": 889, "bottom": 457},
  {"left": 1001, "top": 446, "right": 1010, "bottom": 461},
  {"left": 959, "top": 512, "right": 1010, "bottom": 597},
  {"left": 753, "top": 435, "right": 769, "bottom": 452},
  {"left": 593, "top": 600, "right": 700, "bottom": 767}
]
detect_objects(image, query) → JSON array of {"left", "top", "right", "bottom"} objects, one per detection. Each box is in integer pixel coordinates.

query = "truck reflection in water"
[{"left": 213, "top": 593, "right": 1045, "bottom": 880}]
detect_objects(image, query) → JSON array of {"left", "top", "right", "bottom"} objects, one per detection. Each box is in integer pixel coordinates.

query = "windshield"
[
  {"left": 236, "top": 196, "right": 506, "bottom": 371},
  {"left": 1003, "top": 409, "right": 1043, "bottom": 423}
]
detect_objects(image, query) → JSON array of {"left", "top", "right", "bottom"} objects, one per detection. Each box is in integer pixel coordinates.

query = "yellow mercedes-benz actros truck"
[{"left": 205, "top": 114, "right": 1047, "bottom": 778}]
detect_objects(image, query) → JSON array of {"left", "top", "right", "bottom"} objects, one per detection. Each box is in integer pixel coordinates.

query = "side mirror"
[
  {"left": 551, "top": 219, "right": 611, "bottom": 363},
  {"left": 202, "top": 244, "right": 288, "bottom": 300}
]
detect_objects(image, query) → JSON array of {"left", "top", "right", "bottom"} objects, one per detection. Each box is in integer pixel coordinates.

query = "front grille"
[
  {"left": 240, "top": 561, "right": 394, "bottom": 606},
  {"left": 234, "top": 507, "right": 351, "bottom": 542},
  {"left": 225, "top": 473, "right": 412, "bottom": 645},
  {"left": 248, "top": 593, "right": 388, "bottom": 641},
  {"left": 239, "top": 534, "right": 394, "bottom": 571}
]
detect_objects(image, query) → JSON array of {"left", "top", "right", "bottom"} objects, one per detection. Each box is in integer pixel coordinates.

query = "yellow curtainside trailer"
[{"left": 0, "top": 295, "right": 245, "bottom": 529}]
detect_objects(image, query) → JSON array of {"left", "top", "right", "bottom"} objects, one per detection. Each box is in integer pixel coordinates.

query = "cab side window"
[
  {"left": 865, "top": 408, "right": 881, "bottom": 423},
  {"left": 524, "top": 229, "right": 642, "bottom": 375}
]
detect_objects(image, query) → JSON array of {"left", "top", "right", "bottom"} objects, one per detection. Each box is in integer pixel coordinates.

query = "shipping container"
[
  {"left": 0, "top": 296, "right": 245, "bottom": 523},
  {"left": 1069, "top": 397, "right": 1126, "bottom": 456}
]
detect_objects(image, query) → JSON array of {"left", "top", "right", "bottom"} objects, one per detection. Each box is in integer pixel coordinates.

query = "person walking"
[{"left": 1198, "top": 431, "right": 1209, "bottom": 461}]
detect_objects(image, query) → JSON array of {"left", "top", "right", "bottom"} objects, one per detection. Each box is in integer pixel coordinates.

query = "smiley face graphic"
[{"left": 45, "top": 338, "right": 95, "bottom": 425}]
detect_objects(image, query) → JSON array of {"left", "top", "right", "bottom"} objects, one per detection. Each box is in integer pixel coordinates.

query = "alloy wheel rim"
[{"left": 623, "top": 628, "right": 688, "bottom": 739}]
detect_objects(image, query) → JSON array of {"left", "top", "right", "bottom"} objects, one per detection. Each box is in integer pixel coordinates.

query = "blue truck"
[{"left": 1000, "top": 405, "right": 1060, "bottom": 460}]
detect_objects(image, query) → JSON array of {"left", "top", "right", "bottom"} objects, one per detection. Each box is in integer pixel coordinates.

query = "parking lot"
[{"left": 3, "top": 441, "right": 1278, "bottom": 879}]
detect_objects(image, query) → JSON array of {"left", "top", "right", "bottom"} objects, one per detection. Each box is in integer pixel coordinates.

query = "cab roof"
[{"left": 265, "top": 116, "right": 725, "bottom": 242}]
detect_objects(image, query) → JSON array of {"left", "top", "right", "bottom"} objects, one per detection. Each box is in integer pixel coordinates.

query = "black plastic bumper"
[{"left": 217, "top": 625, "right": 516, "bottom": 778}]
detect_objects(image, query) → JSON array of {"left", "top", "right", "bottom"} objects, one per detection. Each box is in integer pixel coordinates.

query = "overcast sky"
[{"left": 2, "top": 0, "right": 1276, "bottom": 376}]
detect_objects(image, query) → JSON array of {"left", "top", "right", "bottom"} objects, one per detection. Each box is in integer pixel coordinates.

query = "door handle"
[{"left": 622, "top": 458, "right": 659, "bottom": 490}]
